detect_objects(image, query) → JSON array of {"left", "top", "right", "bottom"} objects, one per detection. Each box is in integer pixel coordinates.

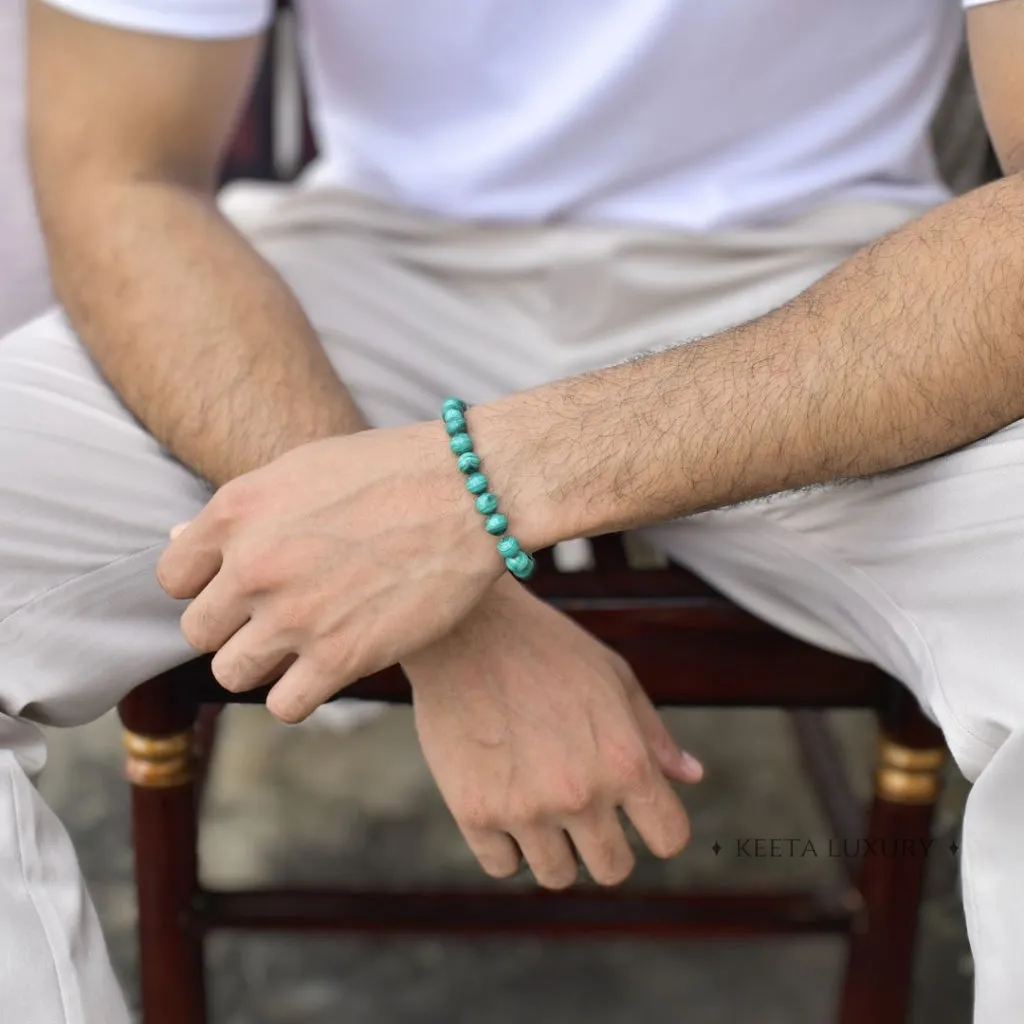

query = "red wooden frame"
[{"left": 120, "top": 545, "right": 945, "bottom": 1024}]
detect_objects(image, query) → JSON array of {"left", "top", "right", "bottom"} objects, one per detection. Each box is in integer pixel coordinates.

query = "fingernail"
[
  {"left": 680, "top": 751, "right": 704, "bottom": 780},
  {"left": 170, "top": 522, "right": 190, "bottom": 540}
]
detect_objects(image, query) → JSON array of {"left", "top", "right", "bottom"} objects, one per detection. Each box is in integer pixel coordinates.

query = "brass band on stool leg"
[
  {"left": 874, "top": 735, "right": 946, "bottom": 805},
  {"left": 123, "top": 729, "right": 197, "bottom": 788}
]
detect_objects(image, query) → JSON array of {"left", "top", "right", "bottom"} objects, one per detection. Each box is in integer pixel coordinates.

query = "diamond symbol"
[
  {"left": 950, "top": 841, "right": 960, "bottom": 856},
  {"left": 712, "top": 841, "right": 722, "bottom": 856}
]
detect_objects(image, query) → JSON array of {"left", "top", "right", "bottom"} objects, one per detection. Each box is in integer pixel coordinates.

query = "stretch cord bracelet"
[{"left": 441, "top": 398, "right": 536, "bottom": 581}]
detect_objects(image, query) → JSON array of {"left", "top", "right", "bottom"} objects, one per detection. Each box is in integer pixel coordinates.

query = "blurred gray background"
[{"left": 41, "top": 705, "right": 973, "bottom": 1023}]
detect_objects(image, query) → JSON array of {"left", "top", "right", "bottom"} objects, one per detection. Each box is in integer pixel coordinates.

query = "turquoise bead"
[
  {"left": 441, "top": 397, "right": 467, "bottom": 417},
  {"left": 485, "top": 513, "right": 508, "bottom": 536},
  {"left": 439, "top": 396, "right": 527, "bottom": 574},
  {"left": 496, "top": 535, "right": 520, "bottom": 557},
  {"left": 506, "top": 551, "right": 535, "bottom": 580},
  {"left": 475, "top": 493, "right": 499, "bottom": 515},
  {"left": 450, "top": 432, "right": 474, "bottom": 455}
]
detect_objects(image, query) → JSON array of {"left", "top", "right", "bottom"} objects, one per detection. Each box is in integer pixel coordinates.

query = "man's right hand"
[{"left": 404, "top": 576, "right": 702, "bottom": 889}]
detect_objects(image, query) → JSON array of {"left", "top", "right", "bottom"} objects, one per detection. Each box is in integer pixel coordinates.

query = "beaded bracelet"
[{"left": 441, "top": 397, "right": 536, "bottom": 580}]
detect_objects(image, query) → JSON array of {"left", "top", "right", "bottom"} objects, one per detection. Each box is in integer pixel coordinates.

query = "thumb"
[{"left": 628, "top": 684, "right": 704, "bottom": 784}]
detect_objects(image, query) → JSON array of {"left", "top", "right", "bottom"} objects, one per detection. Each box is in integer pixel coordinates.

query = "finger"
[
  {"left": 178, "top": 574, "right": 250, "bottom": 653},
  {"left": 636, "top": 702, "right": 704, "bottom": 784},
  {"left": 460, "top": 826, "right": 522, "bottom": 880},
  {"left": 673, "top": 750, "right": 704, "bottom": 784},
  {"left": 624, "top": 674, "right": 704, "bottom": 784},
  {"left": 513, "top": 827, "right": 579, "bottom": 890},
  {"left": 623, "top": 776, "right": 691, "bottom": 861},
  {"left": 156, "top": 495, "right": 234, "bottom": 599},
  {"left": 565, "top": 807, "right": 635, "bottom": 887},
  {"left": 210, "top": 625, "right": 296, "bottom": 694},
  {"left": 157, "top": 527, "right": 224, "bottom": 600},
  {"left": 266, "top": 656, "right": 346, "bottom": 724}
]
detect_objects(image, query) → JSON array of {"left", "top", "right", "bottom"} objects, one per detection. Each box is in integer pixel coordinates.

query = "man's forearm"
[
  {"left": 43, "top": 180, "right": 364, "bottom": 485},
  {"left": 479, "top": 172, "right": 1024, "bottom": 548}
]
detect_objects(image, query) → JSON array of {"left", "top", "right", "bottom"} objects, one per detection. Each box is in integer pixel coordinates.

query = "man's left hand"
[{"left": 405, "top": 576, "right": 703, "bottom": 888}]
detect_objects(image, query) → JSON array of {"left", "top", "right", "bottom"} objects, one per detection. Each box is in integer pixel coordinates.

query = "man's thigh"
[
  {"left": 0, "top": 202, "right": 538, "bottom": 730},
  {"left": 226, "top": 182, "right": 558, "bottom": 425},
  {"left": 0, "top": 311, "right": 208, "bottom": 726},
  {"left": 645, "top": 420, "right": 1024, "bottom": 781}
]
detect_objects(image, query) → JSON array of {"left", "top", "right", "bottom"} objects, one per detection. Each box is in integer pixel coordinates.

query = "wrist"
[
  {"left": 468, "top": 385, "right": 618, "bottom": 550},
  {"left": 403, "top": 573, "right": 525, "bottom": 680}
]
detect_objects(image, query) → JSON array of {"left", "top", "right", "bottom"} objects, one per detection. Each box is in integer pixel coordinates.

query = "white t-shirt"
[{"left": 44, "top": 0, "right": 1002, "bottom": 230}]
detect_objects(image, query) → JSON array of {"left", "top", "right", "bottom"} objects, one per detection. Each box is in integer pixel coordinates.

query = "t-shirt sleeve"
[
  {"left": 39, "top": 0, "right": 273, "bottom": 39},
  {"left": 963, "top": 0, "right": 1010, "bottom": 7}
]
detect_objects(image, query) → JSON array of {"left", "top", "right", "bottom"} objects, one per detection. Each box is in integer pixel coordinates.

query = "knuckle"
[
  {"left": 230, "top": 557, "right": 272, "bottom": 596},
  {"left": 274, "top": 595, "right": 311, "bottom": 635},
  {"left": 210, "top": 650, "right": 258, "bottom": 693},
  {"left": 310, "top": 642, "right": 359, "bottom": 694},
  {"left": 180, "top": 605, "right": 216, "bottom": 653},
  {"left": 209, "top": 480, "right": 253, "bottom": 525},
  {"left": 505, "top": 796, "right": 544, "bottom": 830},
  {"left": 155, "top": 554, "right": 183, "bottom": 598},
  {"left": 552, "top": 780, "right": 593, "bottom": 818},
  {"left": 457, "top": 796, "right": 496, "bottom": 832},
  {"left": 608, "top": 742, "right": 653, "bottom": 791},
  {"left": 231, "top": 548, "right": 296, "bottom": 598}
]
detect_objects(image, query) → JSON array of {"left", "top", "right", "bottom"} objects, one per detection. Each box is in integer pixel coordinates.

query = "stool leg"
[
  {"left": 119, "top": 678, "right": 207, "bottom": 1024},
  {"left": 839, "top": 703, "right": 946, "bottom": 1024}
]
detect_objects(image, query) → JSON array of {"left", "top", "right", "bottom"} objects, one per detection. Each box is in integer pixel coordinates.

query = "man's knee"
[{"left": 0, "top": 310, "right": 203, "bottom": 727}]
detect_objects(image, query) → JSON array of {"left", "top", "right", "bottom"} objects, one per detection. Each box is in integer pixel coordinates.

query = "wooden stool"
[
  {"left": 128, "top": 10, "right": 952, "bottom": 1014},
  {"left": 119, "top": 538, "right": 945, "bottom": 1024}
]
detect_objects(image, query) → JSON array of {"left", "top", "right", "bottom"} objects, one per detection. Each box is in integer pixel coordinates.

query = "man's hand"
[
  {"left": 157, "top": 425, "right": 506, "bottom": 723},
  {"left": 405, "top": 577, "right": 702, "bottom": 889}
]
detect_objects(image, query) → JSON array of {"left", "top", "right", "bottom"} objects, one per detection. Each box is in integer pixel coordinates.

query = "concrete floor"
[{"left": 39, "top": 705, "right": 973, "bottom": 1023}]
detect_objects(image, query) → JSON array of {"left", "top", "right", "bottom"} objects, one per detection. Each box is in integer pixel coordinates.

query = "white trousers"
[{"left": 1, "top": 184, "right": 1020, "bottom": 1022}]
